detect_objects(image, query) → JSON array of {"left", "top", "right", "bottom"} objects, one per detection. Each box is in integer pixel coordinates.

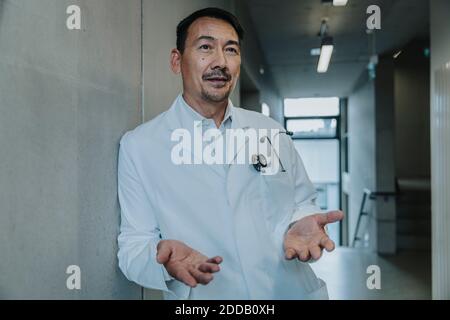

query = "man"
[{"left": 117, "top": 7, "right": 343, "bottom": 300}]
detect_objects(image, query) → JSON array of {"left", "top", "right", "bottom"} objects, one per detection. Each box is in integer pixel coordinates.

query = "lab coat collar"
[
  {"left": 165, "top": 94, "right": 251, "bottom": 178},
  {"left": 166, "top": 94, "right": 248, "bottom": 132}
]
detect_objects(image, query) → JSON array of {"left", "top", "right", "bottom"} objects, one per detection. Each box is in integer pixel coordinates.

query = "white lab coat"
[{"left": 117, "top": 94, "right": 328, "bottom": 300}]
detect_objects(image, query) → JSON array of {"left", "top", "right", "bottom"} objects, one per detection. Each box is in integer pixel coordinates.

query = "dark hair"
[{"left": 176, "top": 7, "right": 244, "bottom": 54}]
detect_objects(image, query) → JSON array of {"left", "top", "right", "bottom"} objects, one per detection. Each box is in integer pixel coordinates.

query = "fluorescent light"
[
  {"left": 317, "top": 44, "right": 334, "bottom": 73},
  {"left": 333, "top": 0, "right": 348, "bottom": 6}
]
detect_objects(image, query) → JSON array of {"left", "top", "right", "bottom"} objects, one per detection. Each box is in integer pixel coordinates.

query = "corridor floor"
[{"left": 311, "top": 247, "right": 431, "bottom": 300}]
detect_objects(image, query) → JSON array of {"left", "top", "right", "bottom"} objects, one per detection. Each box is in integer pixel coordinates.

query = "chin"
[
  {"left": 202, "top": 89, "right": 231, "bottom": 103},
  {"left": 206, "top": 95, "right": 229, "bottom": 103}
]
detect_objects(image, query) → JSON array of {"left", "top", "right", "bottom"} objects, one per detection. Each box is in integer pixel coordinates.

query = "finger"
[
  {"left": 206, "top": 256, "right": 223, "bottom": 264},
  {"left": 156, "top": 244, "right": 172, "bottom": 264},
  {"left": 198, "top": 262, "right": 221, "bottom": 273},
  {"left": 175, "top": 268, "right": 197, "bottom": 287},
  {"left": 320, "top": 236, "right": 335, "bottom": 252},
  {"left": 189, "top": 267, "right": 214, "bottom": 285},
  {"left": 317, "top": 210, "right": 344, "bottom": 226},
  {"left": 309, "top": 245, "right": 322, "bottom": 261},
  {"left": 298, "top": 248, "right": 311, "bottom": 262},
  {"left": 284, "top": 248, "right": 297, "bottom": 260}
]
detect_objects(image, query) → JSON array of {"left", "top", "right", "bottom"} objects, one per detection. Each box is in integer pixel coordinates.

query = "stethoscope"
[{"left": 252, "top": 130, "right": 293, "bottom": 173}]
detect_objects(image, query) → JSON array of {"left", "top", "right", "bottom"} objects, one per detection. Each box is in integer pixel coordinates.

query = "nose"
[{"left": 211, "top": 49, "right": 227, "bottom": 69}]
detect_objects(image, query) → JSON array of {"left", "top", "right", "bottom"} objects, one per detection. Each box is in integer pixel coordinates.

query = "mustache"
[{"left": 202, "top": 69, "right": 231, "bottom": 81}]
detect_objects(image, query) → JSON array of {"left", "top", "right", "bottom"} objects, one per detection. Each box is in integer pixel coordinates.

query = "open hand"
[
  {"left": 283, "top": 210, "right": 344, "bottom": 262},
  {"left": 156, "top": 239, "right": 222, "bottom": 287}
]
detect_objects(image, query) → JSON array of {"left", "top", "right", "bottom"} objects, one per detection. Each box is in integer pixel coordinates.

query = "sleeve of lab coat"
[
  {"left": 117, "top": 133, "right": 176, "bottom": 294},
  {"left": 287, "top": 138, "right": 323, "bottom": 226}
]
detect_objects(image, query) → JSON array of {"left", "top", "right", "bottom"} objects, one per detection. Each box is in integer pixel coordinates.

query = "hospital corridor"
[{"left": 0, "top": 0, "right": 449, "bottom": 300}]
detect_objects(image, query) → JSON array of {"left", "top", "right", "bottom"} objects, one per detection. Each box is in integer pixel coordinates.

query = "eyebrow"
[
  {"left": 225, "top": 40, "right": 241, "bottom": 48},
  {"left": 195, "top": 35, "right": 240, "bottom": 47}
]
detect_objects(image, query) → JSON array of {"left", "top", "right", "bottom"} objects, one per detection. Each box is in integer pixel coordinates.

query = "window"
[
  {"left": 286, "top": 118, "right": 337, "bottom": 138},
  {"left": 284, "top": 97, "right": 341, "bottom": 245},
  {"left": 284, "top": 97, "right": 339, "bottom": 117},
  {"left": 293, "top": 140, "right": 339, "bottom": 183}
]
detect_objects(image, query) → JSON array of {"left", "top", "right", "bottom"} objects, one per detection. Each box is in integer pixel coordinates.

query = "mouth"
[
  {"left": 205, "top": 77, "right": 228, "bottom": 82},
  {"left": 203, "top": 70, "right": 231, "bottom": 86},
  {"left": 204, "top": 77, "right": 230, "bottom": 87}
]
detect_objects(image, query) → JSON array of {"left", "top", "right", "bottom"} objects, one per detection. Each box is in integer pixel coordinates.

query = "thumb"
[
  {"left": 156, "top": 242, "right": 172, "bottom": 264},
  {"left": 317, "top": 210, "right": 344, "bottom": 226}
]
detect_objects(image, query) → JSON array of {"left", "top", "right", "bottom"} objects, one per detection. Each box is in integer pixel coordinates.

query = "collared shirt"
[
  {"left": 178, "top": 94, "right": 233, "bottom": 174},
  {"left": 178, "top": 94, "right": 233, "bottom": 132}
]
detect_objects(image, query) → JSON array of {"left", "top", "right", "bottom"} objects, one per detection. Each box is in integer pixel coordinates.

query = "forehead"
[{"left": 186, "top": 17, "right": 239, "bottom": 42}]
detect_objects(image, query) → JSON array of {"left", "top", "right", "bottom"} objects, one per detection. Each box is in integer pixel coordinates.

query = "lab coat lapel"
[
  {"left": 225, "top": 108, "right": 256, "bottom": 211},
  {"left": 226, "top": 106, "right": 253, "bottom": 165}
]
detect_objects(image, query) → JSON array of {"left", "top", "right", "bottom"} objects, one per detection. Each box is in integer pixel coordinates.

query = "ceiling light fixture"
[
  {"left": 333, "top": 0, "right": 348, "bottom": 6},
  {"left": 321, "top": 0, "right": 348, "bottom": 6},
  {"left": 317, "top": 36, "right": 334, "bottom": 73}
]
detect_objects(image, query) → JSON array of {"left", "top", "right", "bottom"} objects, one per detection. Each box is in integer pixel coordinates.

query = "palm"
[
  {"left": 157, "top": 240, "right": 222, "bottom": 287},
  {"left": 283, "top": 211, "right": 344, "bottom": 262},
  {"left": 285, "top": 216, "right": 326, "bottom": 248},
  {"left": 166, "top": 245, "right": 208, "bottom": 273}
]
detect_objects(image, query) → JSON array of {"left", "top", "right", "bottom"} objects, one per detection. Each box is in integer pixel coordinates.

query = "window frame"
[
  {"left": 285, "top": 115, "right": 341, "bottom": 140},
  {"left": 284, "top": 98, "right": 343, "bottom": 245}
]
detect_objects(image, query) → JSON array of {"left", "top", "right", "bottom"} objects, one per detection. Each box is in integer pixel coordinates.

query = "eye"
[
  {"left": 226, "top": 47, "right": 239, "bottom": 54},
  {"left": 199, "top": 44, "right": 211, "bottom": 51}
]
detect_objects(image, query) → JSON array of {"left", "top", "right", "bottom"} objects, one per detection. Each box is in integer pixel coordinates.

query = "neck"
[{"left": 182, "top": 92, "right": 228, "bottom": 128}]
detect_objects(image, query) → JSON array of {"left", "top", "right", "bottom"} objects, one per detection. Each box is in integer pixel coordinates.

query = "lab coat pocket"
[
  {"left": 259, "top": 171, "right": 295, "bottom": 224},
  {"left": 254, "top": 170, "right": 296, "bottom": 255}
]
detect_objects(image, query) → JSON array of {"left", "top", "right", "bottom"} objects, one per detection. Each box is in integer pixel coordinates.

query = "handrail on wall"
[{"left": 352, "top": 188, "right": 397, "bottom": 247}]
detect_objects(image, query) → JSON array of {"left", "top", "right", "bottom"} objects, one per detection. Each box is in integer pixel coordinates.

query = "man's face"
[{"left": 177, "top": 17, "right": 241, "bottom": 103}]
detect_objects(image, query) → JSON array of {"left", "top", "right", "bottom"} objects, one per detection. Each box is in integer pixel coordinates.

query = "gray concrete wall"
[
  {"left": 347, "top": 76, "right": 377, "bottom": 251},
  {"left": 0, "top": 0, "right": 142, "bottom": 299},
  {"left": 393, "top": 39, "right": 431, "bottom": 252},
  {"left": 394, "top": 40, "right": 430, "bottom": 179},
  {"left": 347, "top": 55, "right": 400, "bottom": 254},
  {"left": 374, "top": 56, "right": 397, "bottom": 254}
]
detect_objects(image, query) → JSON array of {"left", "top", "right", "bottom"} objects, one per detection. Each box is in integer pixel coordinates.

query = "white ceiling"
[{"left": 244, "top": 0, "right": 429, "bottom": 98}]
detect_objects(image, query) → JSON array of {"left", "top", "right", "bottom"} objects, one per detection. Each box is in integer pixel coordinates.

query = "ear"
[{"left": 170, "top": 48, "right": 182, "bottom": 74}]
